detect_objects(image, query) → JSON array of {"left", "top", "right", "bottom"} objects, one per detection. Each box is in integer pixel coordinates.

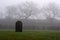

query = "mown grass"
[{"left": 0, "top": 30, "right": 60, "bottom": 40}]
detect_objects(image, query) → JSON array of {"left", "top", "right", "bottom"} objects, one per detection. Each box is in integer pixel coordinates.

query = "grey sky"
[
  {"left": 0, "top": 0, "right": 60, "bottom": 19},
  {"left": 0, "top": 0, "right": 60, "bottom": 12},
  {"left": 0, "top": 0, "right": 60, "bottom": 9}
]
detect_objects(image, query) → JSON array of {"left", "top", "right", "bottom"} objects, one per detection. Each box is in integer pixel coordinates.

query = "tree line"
[{"left": 0, "top": 1, "right": 60, "bottom": 30}]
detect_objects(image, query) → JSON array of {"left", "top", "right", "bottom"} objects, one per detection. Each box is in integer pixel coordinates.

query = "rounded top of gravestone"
[{"left": 16, "top": 21, "right": 22, "bottom": 23}]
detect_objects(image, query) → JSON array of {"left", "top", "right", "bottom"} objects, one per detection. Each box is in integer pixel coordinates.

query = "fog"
[{"left": 0, "top": 0, "right": 60, "bottom": 30}]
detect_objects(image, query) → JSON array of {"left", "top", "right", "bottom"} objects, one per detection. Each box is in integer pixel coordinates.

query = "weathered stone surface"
[{"left": 15, "top": 21, "right": 22, "bottom": 32}]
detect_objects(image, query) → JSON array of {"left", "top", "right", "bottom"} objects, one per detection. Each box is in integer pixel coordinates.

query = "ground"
[{"left": 0, "top": 30, "right": 60, "bottom": 40}]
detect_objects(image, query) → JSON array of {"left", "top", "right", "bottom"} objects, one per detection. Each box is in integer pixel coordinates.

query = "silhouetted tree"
[{"left": 6, "top": 1, "right": 40, "bottom": 20}]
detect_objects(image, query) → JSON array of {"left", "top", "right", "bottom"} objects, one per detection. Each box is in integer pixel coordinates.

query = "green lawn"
[{"left": 0, "top": 30, "right": 60, "bottom": 40}]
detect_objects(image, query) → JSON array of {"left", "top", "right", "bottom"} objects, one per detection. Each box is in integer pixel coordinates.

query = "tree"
[
  {"left": 0, "top": 10, "right": 5, "bottom": 19},
  {"left": 6, "top": 5, "right": 20, "bottom": 19},
  {"left": 6, "top": 1, "right": 40, "bottom": 20},
  {"left": 42, "top": 3, "right": 59, "bottom": 19},
  {"left": 40, "top": 2, "right": 60, "bottom": 30},
  {"left": 41, "top": 2, "right": 60, "bottom": 23}
]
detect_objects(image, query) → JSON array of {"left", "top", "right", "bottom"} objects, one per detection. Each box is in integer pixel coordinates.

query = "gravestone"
[{"left": 15, "top": 21, "right": 22, "bottom": 32}]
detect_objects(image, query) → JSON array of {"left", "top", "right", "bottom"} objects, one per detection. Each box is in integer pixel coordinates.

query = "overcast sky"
[
  {"left": 0, "top": 0, "right": 60, "bottom": 19},
  {"left": 0, "top": 0, "right": 60, "bottom": 9},
  {"left": 0, "top": 0, "right": 60, "bottom": 11}
]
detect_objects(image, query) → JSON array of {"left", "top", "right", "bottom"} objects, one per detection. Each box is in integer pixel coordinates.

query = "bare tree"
[
  {"left": 41, "top": 2, "right": 60, "bottom": 23},
  {"left": 43, "top": 3, "right": 59, "bottom": 19},
  {"left": 17, "top": 1, "right": 40, "bottom": 19},
  {"left": 6, "top": 1, "right": 40, "bottom": 20},
  {"left": 40, "top": 2, "right": 60, "bottom": 30},
  {"left": 6, "top": 5, "right": 20, "bottom": 19}
]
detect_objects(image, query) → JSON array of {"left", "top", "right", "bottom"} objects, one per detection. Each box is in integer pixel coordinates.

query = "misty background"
[{"left": 0, "top": 0, "right": 60, "bottom": 30}]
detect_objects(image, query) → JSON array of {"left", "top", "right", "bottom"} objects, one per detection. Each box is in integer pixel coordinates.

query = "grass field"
[{"left": 0, "top": 30, "right": 60, "bottom": 40}]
